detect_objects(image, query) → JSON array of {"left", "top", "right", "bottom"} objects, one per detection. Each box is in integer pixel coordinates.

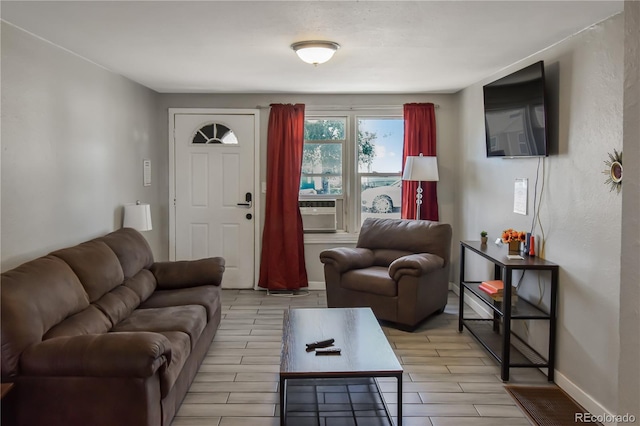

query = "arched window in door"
[{"left": 192, "top": 122, "right": 238, "bottom": 144}]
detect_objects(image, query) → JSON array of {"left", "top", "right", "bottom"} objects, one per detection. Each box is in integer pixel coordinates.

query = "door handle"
[{"left": 237, "top": 192, "right": 252, "bottom": 208}]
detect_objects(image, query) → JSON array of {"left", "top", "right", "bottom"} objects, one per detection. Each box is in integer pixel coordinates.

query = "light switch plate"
[{"left": 143, "top": 159, "right": 151, "bottom": 186}]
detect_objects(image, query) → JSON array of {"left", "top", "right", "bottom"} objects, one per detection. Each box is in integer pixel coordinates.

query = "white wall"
[
  {"left": 619, "top": 0, "right": 640, "bottom": 418},
  {"left": 457, "top": 14, "right": 624, "bottom": 414},
  {"left": 1, "top": 22, "right": 164, "bottom": 271},
  {"left": 158, "top": 93, "right": 459, "bottom": 284}
]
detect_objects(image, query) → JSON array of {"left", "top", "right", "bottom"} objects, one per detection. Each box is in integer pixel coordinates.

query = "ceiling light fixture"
[{"left": 291, "top": 40, "right": 340, "bottom": 65}]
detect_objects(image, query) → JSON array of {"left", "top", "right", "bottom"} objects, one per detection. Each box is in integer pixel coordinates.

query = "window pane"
[
  {"left": 360, "top": 177, "right": 401, "bottom": 224},
  {"left": 300, "top": 176, "right": 342, "bottom": 196},
  {"left": 304, "top": 119, "right": 346, "bottom": 140},
  {"left": 357, "top": 118, "right": 404, "bottom": 173},
  {"left": 302, "top": 143, "right": 342, "bottom": 174}
]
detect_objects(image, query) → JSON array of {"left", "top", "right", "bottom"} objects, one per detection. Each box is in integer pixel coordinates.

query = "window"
[
  {"left": 192, "top": 122, "right": 238, "bottom": 144},
  {"left": 358, "top": 118, "right": 404, "bottom": 225},
  {"left": 300, "top": 114, "right": 404, "bottom": 232},
  {"left": 300, "top": 118, "right": 345, "bottom": 196}
]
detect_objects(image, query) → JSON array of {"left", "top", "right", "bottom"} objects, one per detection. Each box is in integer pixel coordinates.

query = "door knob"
[{"left": 237, "top": 192, "right": 252, "bottom": 208}]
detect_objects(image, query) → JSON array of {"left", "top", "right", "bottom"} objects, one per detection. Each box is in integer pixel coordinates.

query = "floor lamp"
[{"left": 402, "top": 154, "right": 439, "bottom": 220}]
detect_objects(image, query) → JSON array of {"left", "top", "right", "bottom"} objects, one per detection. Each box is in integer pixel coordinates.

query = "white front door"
[{"left": 171, "top": 111, "right": 257, "bottom": 289}]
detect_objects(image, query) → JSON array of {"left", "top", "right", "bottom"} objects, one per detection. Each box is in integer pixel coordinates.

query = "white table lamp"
[
  {"left": 123, "top": 201, "right": 152, "bottom": 231},
  {"left": 402, "top": 154, "right": 439, "bottom": 220}
]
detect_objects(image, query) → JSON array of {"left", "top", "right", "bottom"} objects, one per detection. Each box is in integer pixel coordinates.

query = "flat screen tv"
[{"left": 483, "top": 61, "right": 549, "bottom": 158}]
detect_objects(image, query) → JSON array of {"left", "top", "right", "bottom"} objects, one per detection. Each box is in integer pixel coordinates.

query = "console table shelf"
[{"left": 458, "top": 241, "right": 558, "bottom": 381}]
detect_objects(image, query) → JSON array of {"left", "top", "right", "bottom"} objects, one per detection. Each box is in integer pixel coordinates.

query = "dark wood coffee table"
[{"left": 280, "top": 307, "right": 403, "bottom": 425}]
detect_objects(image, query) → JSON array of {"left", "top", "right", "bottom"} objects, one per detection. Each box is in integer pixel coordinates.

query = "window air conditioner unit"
[{"left": 299, "top": 199, "right": 337, "bottom": 233}]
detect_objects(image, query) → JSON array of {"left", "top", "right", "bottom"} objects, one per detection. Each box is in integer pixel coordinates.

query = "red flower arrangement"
[{"left": 501, "top": 228, "right": 527, "bottom": 244}]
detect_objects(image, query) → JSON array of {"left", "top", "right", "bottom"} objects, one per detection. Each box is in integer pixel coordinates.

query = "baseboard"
[
  {"left": 554, "top": 371, "right": 617, "bottom": 426},
  {"left": 308, "top": 281, "right": 326, "bottom": 291},
  {"left": 252, "top": 283, "right": 325, "bottom": 291}
]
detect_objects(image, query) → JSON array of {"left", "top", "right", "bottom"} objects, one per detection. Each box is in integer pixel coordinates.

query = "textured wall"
[
  {"left": 457, "top": 14, "right": 624, "bottom": 413},
  {"left": 619, "top": 0, "right": 640, "bottom": 419},
  {"left": 1, "top": 23, "right": 163, "bottom": 270}
]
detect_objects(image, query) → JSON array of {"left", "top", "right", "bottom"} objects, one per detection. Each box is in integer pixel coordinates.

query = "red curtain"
[
  {"left": 401, "top": 103, "right": 439, "bottom": 221},
  {"left": 258, "top": 104, "right": 309, "bottom": 290}
]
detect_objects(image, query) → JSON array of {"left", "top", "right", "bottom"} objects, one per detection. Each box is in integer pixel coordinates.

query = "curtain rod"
[{"left": 255, "top": 104, "right": 440, "bottom": 111}]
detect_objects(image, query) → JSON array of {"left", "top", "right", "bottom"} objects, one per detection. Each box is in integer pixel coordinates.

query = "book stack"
[{"left": 479, "top": 280, "right": 518, "bottom": 304}]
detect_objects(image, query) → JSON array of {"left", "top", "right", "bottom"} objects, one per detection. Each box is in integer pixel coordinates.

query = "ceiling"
[{"left": 1, "top": 1, "right": 623, "bottom": 94}]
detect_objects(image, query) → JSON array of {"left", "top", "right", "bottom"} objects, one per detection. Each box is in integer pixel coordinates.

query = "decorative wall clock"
[{"left": 603, "top": 149, "right": 623, "bottom": 193}]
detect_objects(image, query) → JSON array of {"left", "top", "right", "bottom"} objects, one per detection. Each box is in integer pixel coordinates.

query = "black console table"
[{"left": 458, "top": 241, "right": 558, "bottom": 381}]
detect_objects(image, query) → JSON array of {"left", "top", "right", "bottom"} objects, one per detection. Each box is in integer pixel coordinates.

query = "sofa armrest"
[
  {"left": 319, "top": 248, "right": 375, "bottom": 273},
  {"left": 21, "top": 332, "right": 171, "bottom": 378},
  {"left": 151, "top": 257, "right": 225, "bottom": 289},
  {"left": 389, "top": 253, "right": 444, "bottom": 281}
]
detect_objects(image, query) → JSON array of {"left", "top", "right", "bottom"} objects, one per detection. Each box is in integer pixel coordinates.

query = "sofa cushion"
[
  {"left": 44, "top": 305, "right": 112, "bottom": 339},
  {"left": 51, "top": 240, "right": 124, "bottom": 303},
  {"left": 112, "top": 305, "right": 206, "bottom": 351},
  {"left": 1, "top": 256, "right": 90, "bottom": 377},
  {"left": 94, "top": 286, "right": 142, "bottom": 327},
  {"left": 98, "top": 228, "right": 154, "bottom": 279},
  {"left": 155, "top": 331, "right": 191, "bottom": 398},
  {"left": 139, "top": 285, "right": 221, "bottom": 321},
  {"left": 341, "top": 267, "right": 397, "bottom": 297},
  {"left": 123, "top": 269, "right": 157, "bottom": 303}
]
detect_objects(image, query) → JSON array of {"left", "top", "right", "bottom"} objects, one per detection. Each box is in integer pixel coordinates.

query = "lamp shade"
[
  {"left": 123, "top": 202, "right": 152, "bottom": 231},
  {"left": 402, "top": 155, "right": 439, "bottom": 182},
  {"left": 291, "top": 41, "right": 340, "bottom": 65}
]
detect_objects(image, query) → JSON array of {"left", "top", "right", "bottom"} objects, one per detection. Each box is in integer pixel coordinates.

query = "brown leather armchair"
[{"left": 320, "top": 218, "right": 452, "bottom": 330}]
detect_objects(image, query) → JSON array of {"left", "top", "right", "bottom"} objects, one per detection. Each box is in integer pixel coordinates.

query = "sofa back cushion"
[
  {"left": 51, "top": 240, "right": 124, "bottom": 303},
  {"left": 1, "top": 256, "right": 89, "bottom": 377},
  {"left": 357, "top": 218, "right": 452, "bottom": 264},
  {"left": 93, "top": 285, "right": 143, "bottom": 326},
  {"left": 123, "top": 269, "right": 157, "bottom": 302},
  {"left": 98, "top": 228, "right": 154, "bottom": 279},
  {"left": 43, "top": 305, "right": 112, "bottom": 339}
]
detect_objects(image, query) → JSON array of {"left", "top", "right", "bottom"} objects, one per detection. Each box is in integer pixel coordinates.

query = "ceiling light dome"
[{"left": 291, "top": 40, "right": 340, "bottom": 65}]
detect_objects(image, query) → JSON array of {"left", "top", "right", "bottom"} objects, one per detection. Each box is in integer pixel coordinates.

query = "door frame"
[{"left": 168, "top": 108, "right": 261, "bottom": 288}]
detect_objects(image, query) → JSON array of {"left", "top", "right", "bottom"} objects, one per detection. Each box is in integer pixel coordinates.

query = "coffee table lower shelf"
[{"left": 282, "top": 377, "right": 393, "bottom": 426}]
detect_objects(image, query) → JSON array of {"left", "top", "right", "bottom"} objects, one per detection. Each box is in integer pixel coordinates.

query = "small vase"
[
  {"left": 508, "top": 240, "right": 521, "bottom": 253},
  {"left": 481, "top": 237, "right": 488, "bottom": 245}
]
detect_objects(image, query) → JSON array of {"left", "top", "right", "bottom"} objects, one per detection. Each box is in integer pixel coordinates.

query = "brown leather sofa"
[
  {"left": 1, "top": 228, "right": 225, "bottom": 426},
  {"left": 320, "top": 218, "right": 452, "bottom": 330}
]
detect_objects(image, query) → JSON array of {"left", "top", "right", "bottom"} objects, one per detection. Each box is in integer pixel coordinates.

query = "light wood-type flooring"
[{"left": 172, "top": 290, "right": 545, "bottom": 426}]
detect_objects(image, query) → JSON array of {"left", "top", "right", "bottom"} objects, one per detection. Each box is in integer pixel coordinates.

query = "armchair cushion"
[
  {"left": 389, "top": 253, "right": 445, "bottom": 281},
  {"left": 373, "top": 249, "right": 413, "bottom": 266},
  {"left": 358, "top": 217, "right": 452, "bottom": 265},
  {"left": 342, "top": 267, "right": 397, "bottom": 297},
  {"left": 319, "top": 248, "right": 374, "bottom": 273}
]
